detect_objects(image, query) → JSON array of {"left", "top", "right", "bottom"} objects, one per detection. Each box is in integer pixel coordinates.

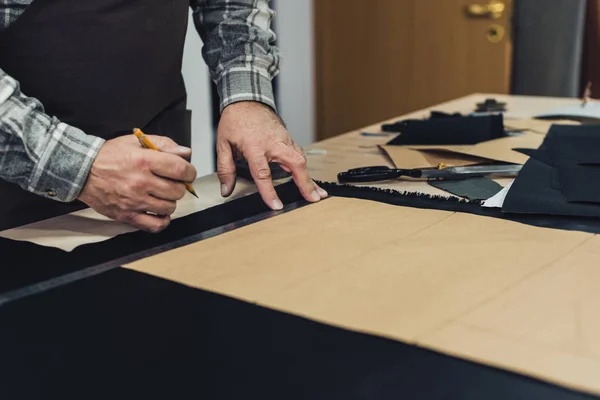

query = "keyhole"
[{"left": 486, "top": 24, "right": 505, "bottom": 43}]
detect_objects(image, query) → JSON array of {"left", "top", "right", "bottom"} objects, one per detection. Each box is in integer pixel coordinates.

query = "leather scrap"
[{"left": 429, "top": 178, "right": 503, "bottom": 201}]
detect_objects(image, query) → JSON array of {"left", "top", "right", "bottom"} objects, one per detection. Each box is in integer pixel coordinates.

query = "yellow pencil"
[{"left": 132, "top": 128, "right": 198, "bottom": 198}]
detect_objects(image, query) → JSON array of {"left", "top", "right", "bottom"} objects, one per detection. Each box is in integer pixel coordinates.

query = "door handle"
[{"left": 466, "top": 1, "right": 505, "bottom": 19}]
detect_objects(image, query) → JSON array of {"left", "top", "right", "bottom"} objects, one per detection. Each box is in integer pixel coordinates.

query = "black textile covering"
[
  {"left": 503, "top": 157, "right": 600, "bottom": 217},
  {"left": 428, "top": 177, "right": 503, "bottom": 201},
  {"left": 547, "top": 125, "right": 600, "bottom": 203},
  {"left": 385, "top": 113, "right": 504, "bottom": 145},
  {"left": 0, "top": 268, "right": 597, "bottom": 400},
  {"left": 504, "top": 124, "right": 600, "bottom": 216}
]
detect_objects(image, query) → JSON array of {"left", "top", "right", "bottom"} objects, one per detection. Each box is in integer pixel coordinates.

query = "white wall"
[
  {"left": 275, "top": 0, "right": 315, "bottom": 147},
  {"left": 182, "top": 10, "right": 215, "bottom": 177}
]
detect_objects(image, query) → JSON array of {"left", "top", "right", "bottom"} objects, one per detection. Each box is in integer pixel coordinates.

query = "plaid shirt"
[{"left": 0, "top": 0, "right": 280, "bottom": 202}]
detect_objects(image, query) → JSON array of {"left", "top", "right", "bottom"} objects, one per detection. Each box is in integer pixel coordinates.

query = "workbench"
[{"left": 0, "top": 94, "right": 598, "bottom": 400}]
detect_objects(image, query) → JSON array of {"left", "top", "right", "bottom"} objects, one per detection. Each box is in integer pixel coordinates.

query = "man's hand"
[
  {"left": 78, "top": 134, "right": 197, "bottom": 233},
  {"left": 217, "top": 101, "right": 327, "bottom": 210}
]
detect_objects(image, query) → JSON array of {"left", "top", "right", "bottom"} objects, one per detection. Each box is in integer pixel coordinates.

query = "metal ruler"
[{"left": 0, "top": 199, "right": 310, "bottom": 307}]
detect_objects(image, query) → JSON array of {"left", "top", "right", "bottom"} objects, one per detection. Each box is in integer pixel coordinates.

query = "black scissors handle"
[{"left": 337, "top": 166, "right": 422, "bottom": 183}]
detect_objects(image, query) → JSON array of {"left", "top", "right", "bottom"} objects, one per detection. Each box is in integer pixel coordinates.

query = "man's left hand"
[{"left": 216, "top": 101, "right": 328, "bottom": 210}]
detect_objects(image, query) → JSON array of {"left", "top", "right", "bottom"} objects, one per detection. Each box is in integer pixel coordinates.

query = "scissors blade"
[{"left": 421, "top": 164, "right": 522, "bottom": 179}]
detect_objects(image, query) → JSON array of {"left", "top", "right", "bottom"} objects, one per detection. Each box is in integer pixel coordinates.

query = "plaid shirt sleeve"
[
  {"left": 0, "top": 69, "right": 104, "bottom": 202},
  {"left": 191, "top": 0, "right": 281, "bottom": 112}
]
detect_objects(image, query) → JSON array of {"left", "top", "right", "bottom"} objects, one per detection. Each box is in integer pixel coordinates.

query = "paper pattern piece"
[
  {"left": 380, "top": 146, "right": 488, "bottom": 169},
  {"left": 124, "top": 197, "right": 600, "bottom": 396},
  {"left": 0, "top": 175, "right": 259, "bottom": 252},
  {"left": 504, "top": 118, "right": 579, "bottom": 134},
  {"left": 536, "top": 101, "right": 600, "bottom": 121},
  {"left": 482, "top": 181, "right": 514, "bottom": 208},
  {"left": 409, "top": 132, "right": 544, "bottom": 165}
]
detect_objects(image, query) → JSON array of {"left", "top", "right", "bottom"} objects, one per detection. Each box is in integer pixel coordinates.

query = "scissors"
[{"left": 337, "top": 164, "right": 522, "bottom": 183}]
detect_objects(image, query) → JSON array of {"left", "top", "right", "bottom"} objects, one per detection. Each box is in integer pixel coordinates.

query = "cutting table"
[{"left": 1, "top": 94, "right": 598, "bottom": 400}]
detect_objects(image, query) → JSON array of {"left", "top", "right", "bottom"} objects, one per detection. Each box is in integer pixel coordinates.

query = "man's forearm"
[
  {"left": 0, "top": 69, "right": 104, "bottom": 202},
  {"left": 191, "top": 0, "right": 281, "bottom": 112}
]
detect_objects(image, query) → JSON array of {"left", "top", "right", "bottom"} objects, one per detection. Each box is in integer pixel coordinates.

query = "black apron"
[{"left": 0, "top": 0, "right": 191, "bottom": 230}]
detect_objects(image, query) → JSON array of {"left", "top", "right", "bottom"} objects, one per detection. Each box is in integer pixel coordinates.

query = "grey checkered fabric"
[{"left": 0, "top": 0, "right": 280, "bottom": 202}]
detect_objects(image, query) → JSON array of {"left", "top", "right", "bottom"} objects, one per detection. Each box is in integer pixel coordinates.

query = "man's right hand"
[{"left": 78, "top": 134, "right": 197, "bottom": 233}]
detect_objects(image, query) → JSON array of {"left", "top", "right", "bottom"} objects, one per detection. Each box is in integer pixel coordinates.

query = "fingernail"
[
  {"left": 273, "top": 199, "right": 284, "bottom": 210},
  {"left": 317, "top": 187, "right": 328, "bottom": 197},
  {"left": 221, "top": 184, "right": 228, "bottom": 196},
  {"left": 311, "top": 190, "right": 320, "bottom": 202},
  {"left": 178, "top": 146, "right": 191, "bottom": 153}
]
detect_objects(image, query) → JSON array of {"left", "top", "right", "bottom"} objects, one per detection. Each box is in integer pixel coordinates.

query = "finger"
[
  {"left": 270, "top": 144, "right": 320, "bottom": 203},
  {"left": 289, "top": 143, "right": 326, "bottom": 198},
  {"left": 128, "top": 213, "right": 171, "bottom": 233},
  {"left": 247, "top": 154, "right": 283, "bottom": 210},
  {"left": 312, "top": 180, "right": 328, "bottom": 199},
  {"left": 147, "top": 176, "right": 187, "bottom": 201},
  {"left": 291, "top": 141, "right": 306, "bottom": 161},
  {"left": 216, "top": 140, "right": 237, "bottom": 197},
  {"left": 146, "top": 151, "right": 197, "bottom": 183},
  {"left": 137, "top": 195, "right": 177, "bottom": 216},
  {"left": 148, "top": 135, "right": 192, "bottom": 161}
]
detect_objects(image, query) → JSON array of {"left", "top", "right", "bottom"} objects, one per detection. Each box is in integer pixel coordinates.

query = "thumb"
[
  {"left": 216, "top": 140, "right": 237, "bottom": 197},
  {"left": 148, "top": 135, "right": 192, "bottom": 161}
]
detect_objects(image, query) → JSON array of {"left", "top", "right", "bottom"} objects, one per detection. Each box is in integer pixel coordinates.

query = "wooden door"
[{"left": 314, "top": 0, "right": 514, "bottom": 140}]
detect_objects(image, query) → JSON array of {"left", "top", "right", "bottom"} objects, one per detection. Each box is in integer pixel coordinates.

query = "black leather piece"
[
  {"left": 502, "top": 157, "right": 600, "bottom": 217},
  {"left": 505, "top": 124, "right": 600, "bottom": 214},
  {"left": 506, "top": 124, "right": 600, "bottom": 214},
  {"left": 429, "top": 177, "right": 503, "bottom": 201},
  {"left": 0, "top": 268, "right": 596, "bottom": 400},
  {"left": 385, "top": 114, "right": 504, "bottom": 145},
  {"left": 558, "top": 164, "right": 600, "bottom": 203},
  {"left": 546, "top": 125, "right": 600, "bottom": 203}
]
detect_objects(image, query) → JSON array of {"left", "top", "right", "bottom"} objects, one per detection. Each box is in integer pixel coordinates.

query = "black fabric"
[
  {"left": 503, "top": 157, "right": 600, "bottom": 218},
  {"left": 385, "top": 114, "right": 504, "bottom": 145},
  {"left": 0, "top": 0, "right": 190, "bottom": 230},
  {"left": 546, "top": 125, "right": 600, "bottom": 203},
  {"left": 475, "top": 98, "right": 507, "bottom": 113},
  {"left": 0, "top": 0, "right": 189, "bottom": 138},
  {"left": 429, "top": 177, "right": 503, "bottom": 202},
  {"left": 503, "top": 124, "right": 600, "bottom": 216},
  {"left": 0, "top": 267, "right": 596, "bottom": 400}
]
